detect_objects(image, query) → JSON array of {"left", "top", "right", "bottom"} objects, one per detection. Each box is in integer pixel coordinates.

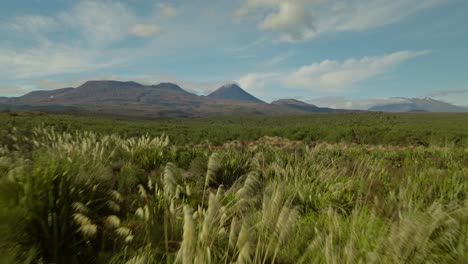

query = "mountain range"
[
  {"left": 0, "top": 80, "right": 344, "bottom": 118},
  {"left": 0, "top": 80, "right": 466, "bottom": 118},
  {"left": 369, "top": 97, "right": 468, "bottom": 112}
]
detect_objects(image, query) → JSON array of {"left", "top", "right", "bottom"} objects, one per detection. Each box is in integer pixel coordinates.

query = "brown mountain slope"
[
  {"left": 271, "top": 99, "right": 348, "bottom": 113},
  {"left": 1, "top": 80, "right": 318, "bottom": 118}
]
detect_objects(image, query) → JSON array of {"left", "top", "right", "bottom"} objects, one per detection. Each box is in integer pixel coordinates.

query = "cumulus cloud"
[
  {"left": 286, "top": 50, "right": 431, "bottom": 91},
  {"left": 258, "top": 1, "right": 315, "bottom": 41},
  {"left": 0, "top": 44, "right": 123, "bottom": 79},
  {"left": 0, "top": 85, "right": 25, "bottom": 96},
  {"left": 4, "top": 1, "right": 168, "bottom": 45},
  {"left": 59, "top": 1, "right": 137, "bottom": 44},
  {"left": 237, "top": 50, "right": 430, "bottom": 92},
  {"left": 157, "top": 3, "right": 178, "bottom": 19},
  {"left": 128, "top": 3, "right": 177, "bottom": 39},
  {"left": 8, "top": 15, "right": 59, "bottom": 34},
  {"left": 234, "top": 0, "right": 316, "bottom": 41},
  {"left": 61, "top": 1, "right": 166, "bottom": 43},
  {"left": 34, "top": 80, "right": 69, "bottom": 90},
  {"left": 238, "top": 72, "right": 280, "bottom": 93},
  {"left": 0, "top": 1, "right": 177, "bottom": 79},
  {"left": 307, "top": 96, "right": 409, "bottom": 110},
  {"left": 427, "top": 89, "right": 468, "bottom": 97},
  {"left": 227, "top": 37, "right": 267, "bottom": 53},
  {"left": 261, "top": 51, "right": 295, "bottom": 67},
  {"left": 130, "top": 24, "right": 162, "bottom": 37},
  {"left": 235, "top": 0, "right": 445, "bottom": 41},
  {"left": 322, "top": 0, "right": 445, "bottom": 32}
]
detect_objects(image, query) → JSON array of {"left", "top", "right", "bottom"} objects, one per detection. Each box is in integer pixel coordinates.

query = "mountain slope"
[
  {"left": 207, "top": 84, "right": 264, "bottom": 103},
  {"left": 0, "top": 80, "right": 313, "bottom": 118},
  {"left": 370, "top": 97, "right": 468, "bottom": 112},
  {"left": 271, "top": 98, "right": 342, "bottom": 113}
]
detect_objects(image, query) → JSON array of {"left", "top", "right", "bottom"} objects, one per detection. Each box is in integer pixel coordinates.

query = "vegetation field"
[
  {"left": 2, "top": 111, "right": 468, "bottom": 146},
  {"left": 0, "top": 112, "right": 467, "bottom": 263}
]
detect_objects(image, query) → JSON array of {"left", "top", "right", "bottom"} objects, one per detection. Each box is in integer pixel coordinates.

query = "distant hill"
[
  {"left": 3, "top": 81, "right": 465, "bottom": 117},
  {"left": 369, "top": 97, "right": 468, "bottom": 112},
  {"left": 207, "top": 83, "right": 265, "bottom": 103},
  {"left": 0, "top": 80, "right": 320, "bottom": 118},
  {"left": 271, "top": 99, "right": 347, "bottom": 113}
]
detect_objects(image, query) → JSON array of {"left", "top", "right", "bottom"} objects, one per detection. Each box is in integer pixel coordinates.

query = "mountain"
[
  {"left": 369, "top": 97, "right": 468, "bottom": 112},
  {"left": 207, "top": 83, "right": 264, "bottom": 103},
  {"left": 0, "top": 80, "right": 320, "bottom": 118},
  {"left": 271, "top": 99, "right": 344, "bottom": 113},
  {"left": 4, "top": 81, "right": 464, "bottom": 117}
]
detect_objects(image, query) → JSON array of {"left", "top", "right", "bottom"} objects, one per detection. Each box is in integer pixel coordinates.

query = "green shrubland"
[
  {"left": 1, "top": 111, "right": 468, "bottom": 147},
  {"left": 0, "top": 113, "right": 467, "bottom": 263}
]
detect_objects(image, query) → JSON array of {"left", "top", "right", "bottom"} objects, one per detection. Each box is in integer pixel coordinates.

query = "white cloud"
[
  {"left": 156, "top": 3, "right": 178, "bottom": 19},
  {"left": 8, "top": 15, "right": 59, "bottom": 34},
  {"left": 0, "top": 1, "right": 173, "bottom": 79},
  {"left": 130, "top": 24, "right": 162, "bottom": 37},
  {"left": 321, "top": 0, "right": 445, "bottom": 33},
  {"left": 5, "top": 1, "right": 167, "bottom": 45},
  {"left": 60, "top": 1, "right": 137, "bottom": 45},
  {"left": 427, "top": 89, "right": 468, "bottom": 97},
  {"left": 0, "top": 43, "right": 123, "bottom": 79},
  {"left": 127, "top": 3, "right": 178, "bottom": 38},
  {"left": 227, "top": 37, "right": 266, "bottom": 53},
  {"left": 286, "top": 50, "right": 430, "bottom": 91},
  {"left": 34, "top": 80, "right": 70, "bottom": 90},
  {"left": 238, "top": 72, "right": 280, "bottom": 92},
  {"left": 426, "top": 89, "right": 468, "bottom": 106},
  {"left": 32, "top": 79, "right": 103, "bottom": 90},
  {"left": 0, "top": 85, "right": 25, "bottom": 96},
  {"left": 307, "top": 96, "right": 415, "bottom": 110},
  {"left": 262, "top": 51, "right": 294, "bottom": 66},
  {"left": 235, "top": 0, "right": 445, "bottom": 41},
  {"left": 258, "top": 1, "right": 315, "bottom": 41},
  {"left": 236, "top": 50, "right": 430, "bottom": 93}
]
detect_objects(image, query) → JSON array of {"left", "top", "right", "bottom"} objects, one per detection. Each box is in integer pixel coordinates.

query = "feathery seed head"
[
  {"left": 72, "top": 202, "right": 89, "bottom": 214},
  {"left": 135, "top": 205, "right": 150, "bottom": 221},
  {"left": 107, "top": 200, "right": 121, "bottom": 212},
  {"left": 178, "top": 206, "right": 196, "bottom": 264},
  {"left": 79, "top": 224, "right": 97, "bottom": 238},
  {"left": 236, "top": 223, "right": 250, "bottom": 251},
  {"left": 164, "top": 163, "right": 178, "bottom": 199},
  {"left": 205, "top": 153, "right": 220, "bottom": 187},
  {"left": 116, "top": 227, "right": 132, "bottom": 237},
  {"left": 228, "top": 217, "right": 239, "bottom": 250},
  {"left": 137, "top": 184, "right": 147, "bottom": 199},
  {"left": 73, "top": 213, "right": 91, "bottom": 226},
  {"left": 125, "top": 235, "right": 134, "bottom": 243},
  {"left": 109, "top": 190, "right": 123, "bottom": 203},
  {"left": 236, "top": 242, "right": 252, "bottom": 264},
  {"left": 105, "top": 215, "right": 121, "bottom": 228}
]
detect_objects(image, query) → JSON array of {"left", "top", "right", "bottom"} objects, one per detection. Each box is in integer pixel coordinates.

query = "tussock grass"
[{"left": 0, "top": 125, "right": 466, "bottom": 263}]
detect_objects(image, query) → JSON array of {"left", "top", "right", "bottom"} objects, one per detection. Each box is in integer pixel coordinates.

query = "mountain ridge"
[
  {"left": 370, "top": 97, "right": 468, "bottom": 112},
  {"left": 271, "top": 98, "right": 346, "bottom": 113},
  {"left": 1, "top": 80, "right": 466, "bottom": 117},
  {"left": 0, "top": 80, "right": 308, "bottom": 118}
]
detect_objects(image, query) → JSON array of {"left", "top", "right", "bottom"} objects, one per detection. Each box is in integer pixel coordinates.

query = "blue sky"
[{"left": 1, "top": 0, "right": 467, "bottom": 108}]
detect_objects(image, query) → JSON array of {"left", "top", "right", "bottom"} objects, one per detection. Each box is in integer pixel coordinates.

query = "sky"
[{"left": 1, "top": 0, "right": 468, "bottom": 108}]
